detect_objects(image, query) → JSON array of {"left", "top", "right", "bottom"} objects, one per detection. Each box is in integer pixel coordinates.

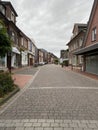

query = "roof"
[
  {"left": 73, "top": 0, "right": 98, "bottom": 55},
  {"left": 74, "top": 43, "right": 98, "bottom": 55},
  {"left": 0, "top": 1, "right": 18, "bottom": 16},
  {"left": 38, "top": 49, "right": 48, "bottom": 53},
  {"left": 72, "top": 23, "right": 87, "bottom": 33},
  {"left": 84, "top": 0, "right": 98, "bottom": 45},
  {"left": 67, "top": 29, "right": 86, "bottom": 45},
  {"left": 0, "top": 11, "right": 29, "bottom": 41}
]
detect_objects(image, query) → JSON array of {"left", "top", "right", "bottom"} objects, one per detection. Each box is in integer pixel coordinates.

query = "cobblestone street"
[{"left": 0, "top": 64, "right": 98, "bottom": 130}]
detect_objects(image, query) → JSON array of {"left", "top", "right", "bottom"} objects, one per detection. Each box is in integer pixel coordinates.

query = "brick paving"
[
  {"left": 14, "top": 67, "right": 38, "bottom": 75},
  {"left": 65, "top": 66, "right": 98, "bottom": 81},
  {"left": 0, "top": 64, "right": 98, "bottom": 129},
  {"left": 0, "top": 119, "right": 98, "bottom": 130},
  {"left": 12, "top": 74, "right": 33, "bottom": 89},
  {"left": 12, "top": 67, "right": 38, "bottom": 89}
]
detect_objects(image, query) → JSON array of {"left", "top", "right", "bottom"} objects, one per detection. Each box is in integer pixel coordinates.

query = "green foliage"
[
  {"left": 0, "top": 20, "right": 12, "bottom": 57},
  {"left": 0, "top": 72, "right": 14, "bottom": 97}
]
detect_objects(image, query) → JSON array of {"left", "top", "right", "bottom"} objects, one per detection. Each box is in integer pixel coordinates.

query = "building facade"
[
  {"left": 38, "top": 49, "right": 44, "bottom": 63},
  {"left": 75, "top": 0, "right": 98, "bottom": 75},
  {"left": 67, "top": 23, "right": 87, "bottom": 68},
  {"left": 27, "top": 39, "right": 36, "bottom": 66},
  {"left": 60, "top": 49, "right": 69, "bottom": 66},
  {"left": 0, "top": 0, "right": 58, "bottom": 70},
  {"left": 0, "top": 1, "right": 21, "bottom": 70}
]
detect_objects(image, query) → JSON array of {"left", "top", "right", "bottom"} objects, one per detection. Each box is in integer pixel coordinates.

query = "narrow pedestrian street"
[{"left": 0, "top": 64, "right": 98, "bottom": 130}]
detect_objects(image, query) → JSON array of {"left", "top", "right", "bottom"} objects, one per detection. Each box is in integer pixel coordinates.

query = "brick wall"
[{"left": 85, "top": 2, "right": 98, "bottom": 46}]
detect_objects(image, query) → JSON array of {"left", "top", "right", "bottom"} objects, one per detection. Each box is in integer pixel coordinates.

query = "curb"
[
  {"left": 0, "top": 67, "right": 41, "bottom": 114},
  {"left": 0, "top": 87, "right": 20, "bottom": 106}
]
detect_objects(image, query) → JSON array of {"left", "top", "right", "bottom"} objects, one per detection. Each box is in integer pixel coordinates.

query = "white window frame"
[{"left": 92, "top": 27, "right": 97, "bottom": 41}]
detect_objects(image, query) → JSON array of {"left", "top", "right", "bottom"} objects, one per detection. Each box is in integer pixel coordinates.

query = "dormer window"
[
  {"left": 0, "top": 5, "right": 6, "bottom": 15},
  {"left": 92, "top": 27, "right": 96, "bottom": 41}
]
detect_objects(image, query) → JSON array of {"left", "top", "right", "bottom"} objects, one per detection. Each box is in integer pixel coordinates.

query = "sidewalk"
[
  {"left": 0, "top": 65, "right": 98, "bottom": 130},
  {"left": 12, "top": 74, "right": 33, "bottom": 89},
  {"left": 0, "top": 119, "right": 98, "bottom": 130},
  {"left": 64, "top": 66, "right": 98, "bottom": 80},
  {"left": 12, "top": 66, "right": 38, "bottom": 89}
]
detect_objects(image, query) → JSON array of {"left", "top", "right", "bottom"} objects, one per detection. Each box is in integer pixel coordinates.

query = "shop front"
[
  {"left": 21, "top": 51, "right": 28, "bottom": 66},
  {"left": 11, "top": 47, "right": 20, "bottom": 68}
]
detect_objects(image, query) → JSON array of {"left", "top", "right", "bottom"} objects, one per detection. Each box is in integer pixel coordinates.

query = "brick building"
[
  {"left": 0, "top": 1, "right": 21, "bottom": 70},
  {"left": 67, "top": 23, "right": 87, "bottom": 68},
  {"left": 0, "top": 0, "right": 59, "bottom": 70},
  {"left": 60, "top": 49, "right": 69, "bottom": 64},
  {"left": 75, "top": 0, "right": 98, "bottom": 75},
  {"left": 0, "top": 1, "right": 36, "bottom": 69}
]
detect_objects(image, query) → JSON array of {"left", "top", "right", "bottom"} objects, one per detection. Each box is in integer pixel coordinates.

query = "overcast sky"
[{"left": 4, "top": 0, "right": 94, "bottom": 57}]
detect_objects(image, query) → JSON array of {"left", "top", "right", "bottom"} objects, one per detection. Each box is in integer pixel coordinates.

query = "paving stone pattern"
[
  {"left": 0, "top": 119, "right": 98, "bottom": 130},
  {"left": 15, "top": 67, "right": 38, "bottom": 75},
  {"left": 0, "top": 88, "right": 98, "bottom": 120},
  {"left": 0, "top": 65, "right": 98, "bottom": 129}
]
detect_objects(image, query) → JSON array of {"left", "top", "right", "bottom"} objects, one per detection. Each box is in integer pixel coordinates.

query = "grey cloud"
[{"left": 3, "top": 0, "right": 94, "bottom": 57}]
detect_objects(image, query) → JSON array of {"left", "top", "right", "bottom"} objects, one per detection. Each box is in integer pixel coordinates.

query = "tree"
[{"left": 0, "top": 20, "right": 12, "bottom": 58}]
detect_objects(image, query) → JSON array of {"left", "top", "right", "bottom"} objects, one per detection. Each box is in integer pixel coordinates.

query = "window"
[
  {"left": 30, "top": 42, "right": 32, "bottom": 52},
  {"left": 92, "top": 27, "right": 97, "bottom": 41},
  {"left": 24, "top": 39, "right": 28, "bottom": 48},
  {"left": 0, "top": 5, "right": 5, "bottom": 15},
  {"left": 11, "top": 11, "right": 15, "bottom": 23},
  {"left": 76, "top": 40, "right": 79, "bottom": 48},
  {"left": 74, "top": 43, "right": 76, "bottom": 49},
  {"left": 21, "top": 38, "right": 24, "bottom": 46},
  {"left": 16, "top": 37, "right": 19, "bottom": 45},
  {"left": 79, "top": 37, "right": 83, "bottom": 47},
  {"left": 11, "top": 31, "right": 15, "bottom": 42}
]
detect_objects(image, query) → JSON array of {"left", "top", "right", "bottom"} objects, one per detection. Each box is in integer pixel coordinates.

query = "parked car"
[{"left": 39, "top": 62, "right": 45, "bottom": 65}]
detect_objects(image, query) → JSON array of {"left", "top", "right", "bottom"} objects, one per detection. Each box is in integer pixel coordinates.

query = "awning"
[
  {"left": 12, "top": 47, "right": 20, "bottom": 54},
  {"left": 74, "top": 43, "right": 98, "bottom": 55}
]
